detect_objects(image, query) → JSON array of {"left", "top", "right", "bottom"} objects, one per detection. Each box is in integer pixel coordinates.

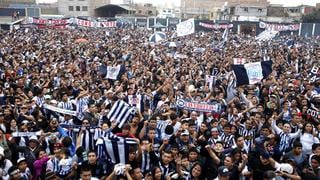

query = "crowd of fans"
[{"left": 0, "top": 26, "right": 319, "bottom": 180}]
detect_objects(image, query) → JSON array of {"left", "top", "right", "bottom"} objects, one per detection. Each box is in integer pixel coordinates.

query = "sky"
[{"left": 39, "top": 0, "right": 319, "bottom": 7}]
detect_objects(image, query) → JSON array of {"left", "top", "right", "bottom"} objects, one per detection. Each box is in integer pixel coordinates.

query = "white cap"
[
  {"left": 181, "top": 129, "right": 190, "bottom": 136},
  {"left": 44, "top": 95, "right": 52, "bottom": 99},
  {"left": 17, "top": 157, "right": 26, "bottom": 164},
  {"left": 279, "top": 163, "right": 293, "bottom": 174},
  {"left": 50, "top": 100, "right": 58, "bottom": 104},
  {"left": 29, "top": 135, "right": 38, "bottom": 142}
]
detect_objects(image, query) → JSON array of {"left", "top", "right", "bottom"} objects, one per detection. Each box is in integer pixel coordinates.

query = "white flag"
[
  {"left": 106, "top": 65, "right": 121, "bottom": 80},
  {"left": 255, "top": 29, "right": 278, "bottom": 41},
  {"left": 177, "top": 19, "right": 195, "bottom": 37}
]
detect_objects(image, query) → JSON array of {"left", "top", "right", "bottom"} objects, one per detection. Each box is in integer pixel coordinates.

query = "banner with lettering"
[
  {"left": 307, "top": 108, "right": 319, "bottom": 121},
  {"left": 23, "top": 17, "right": 117, "bottom": 28},
  {"left": 176, "top": 99, "right": 221, "bottom": 113},
  {"left": 259, "top": 21, "right": 299, "bottom": 31},
  {"left": 199, "top": 22, "right": 233, "bottom": 29},
  {"left": 97, "top": 21, "right": 117, "bottom": 28},
  {"left": 43, "top": 104, "right": 77, "bottom": 116},
  {"left": 309, "top": 65, "right": 320, "bottom": 83},
  {"left": 76, "top": 18, "right": 95, "bottom": 27}
]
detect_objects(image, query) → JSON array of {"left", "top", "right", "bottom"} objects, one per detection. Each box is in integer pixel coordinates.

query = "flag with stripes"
[
  {"left": 96, "top": 132, "right": 138, "bottom": 164},
  {"left": 107, "top": 100, "right": 136, "bottom": 128},
  {"left": 232, "top": 61, "right": 272, "bottom": 86}
]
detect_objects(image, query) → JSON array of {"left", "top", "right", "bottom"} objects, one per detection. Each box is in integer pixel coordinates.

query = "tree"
[{"left": 301, "top": 9, "right": 320, "bottom": 23}]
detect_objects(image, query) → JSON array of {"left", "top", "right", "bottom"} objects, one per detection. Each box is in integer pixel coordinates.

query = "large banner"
[
  {"left": 23, "top": 17, "right": 117, "bottom": 28},
  {"left": 177, "top": 18, "right": 195, "bottom": 37},
  {"left": 259, "top": 21, "right": 299, "bottom": 31},
  {"left": 199, "top": 22, "right": 233, "bottom": 29},
  {"left": 176, "top": 99, "right": 221, "bottom": 113}
]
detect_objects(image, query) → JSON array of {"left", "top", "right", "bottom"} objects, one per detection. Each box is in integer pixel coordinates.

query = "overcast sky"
[{"left": 40, "top": 0, "right": 319, "bottom": 7}]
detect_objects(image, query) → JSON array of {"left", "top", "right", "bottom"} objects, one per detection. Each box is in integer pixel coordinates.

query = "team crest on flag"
[
  {"left": 244, "top": 62, "right": 264, "bottom": 85},
  {"left": 106, "top": 65, "right": 121, "bottom": 80}
]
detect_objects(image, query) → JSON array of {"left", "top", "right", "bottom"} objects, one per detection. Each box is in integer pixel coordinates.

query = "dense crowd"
[{"left": 0, "top": 26, "right": 319, "bottom": 180}]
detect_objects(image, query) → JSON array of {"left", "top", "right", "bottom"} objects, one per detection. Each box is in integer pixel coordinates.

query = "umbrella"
[
  {"left": 149, "top": 32, "right": 166, "bottom": 43},
  {"left": 75, "top": 38, "right": 88, "bottom": 43},
  {"left": 164, "top": 42, "right": 179, "bottom": 48}
]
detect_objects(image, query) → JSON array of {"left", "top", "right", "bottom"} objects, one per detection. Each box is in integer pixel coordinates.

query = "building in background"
[
  {"left": 0, "top": 0, "right": 36, "bottom": 7},
  {"left": 58, "top": 0, "right": 111, "bottom": 17},
  {"left": 267, "top": 4, "right": 316, "bottom": 23},
  {"left": 180, "top": 0, "right": 227, "bottom": 20},
  {"left": 57, "top": 0, "right": 156, "bottom": 17},
  {"left": 226, "top": 0, "right": 269, "bottom": 21}
]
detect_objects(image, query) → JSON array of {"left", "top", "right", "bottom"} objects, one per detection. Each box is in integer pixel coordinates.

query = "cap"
[
  {"left": 50, "top": 100, "right": 58, "bottom": 104},
  {"left": 8, "top": 166, "right": 19, "bottom": 176},
  {"left": 17, "top": 157, "right": 26, "bottom": 164},
  {"left": 218, "top": 166, "right": 231, "bottom": 177},
  {"left": 44, "top": 95, "right": 52, "bottom": 100},
  {"left": 29, "top": 135, "right": 38, "bottom": 142},
  {"left": 211, "top": 127, "right": 218, "bottom": 132},
  {"left": 21, "top": 120, "right": 29, "bottom": 125},
  {"left": 279, "top": 163, "right": 293, "bottom": 174},
  {"left": 181, "top": 129, "right": 189, "bottom": 136},
  {"left": 106, "top": 89, "right": 114, "bottom": 94}
]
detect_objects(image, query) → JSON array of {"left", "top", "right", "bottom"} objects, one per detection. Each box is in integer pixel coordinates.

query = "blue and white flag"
[
  {"left": 256, "top": 29, "right": 278, "bottom": 41},
  {"left": 286, "top": 39, "right": 295, "bottom": 49},
  {"left": 232, "top": 61, "right": 273, "bottom": 86},
  {"left": 215, "top": 28, "right": 228, "bottom": 48},
  {"left": 107, "top": 100, "right": 136, "bottom": 128},
  {"left": 222, "top": 28, "right": 228, "bottom": 42},
  {"left": 96, "top": 132, "right": 138, "bottom": 164}
]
